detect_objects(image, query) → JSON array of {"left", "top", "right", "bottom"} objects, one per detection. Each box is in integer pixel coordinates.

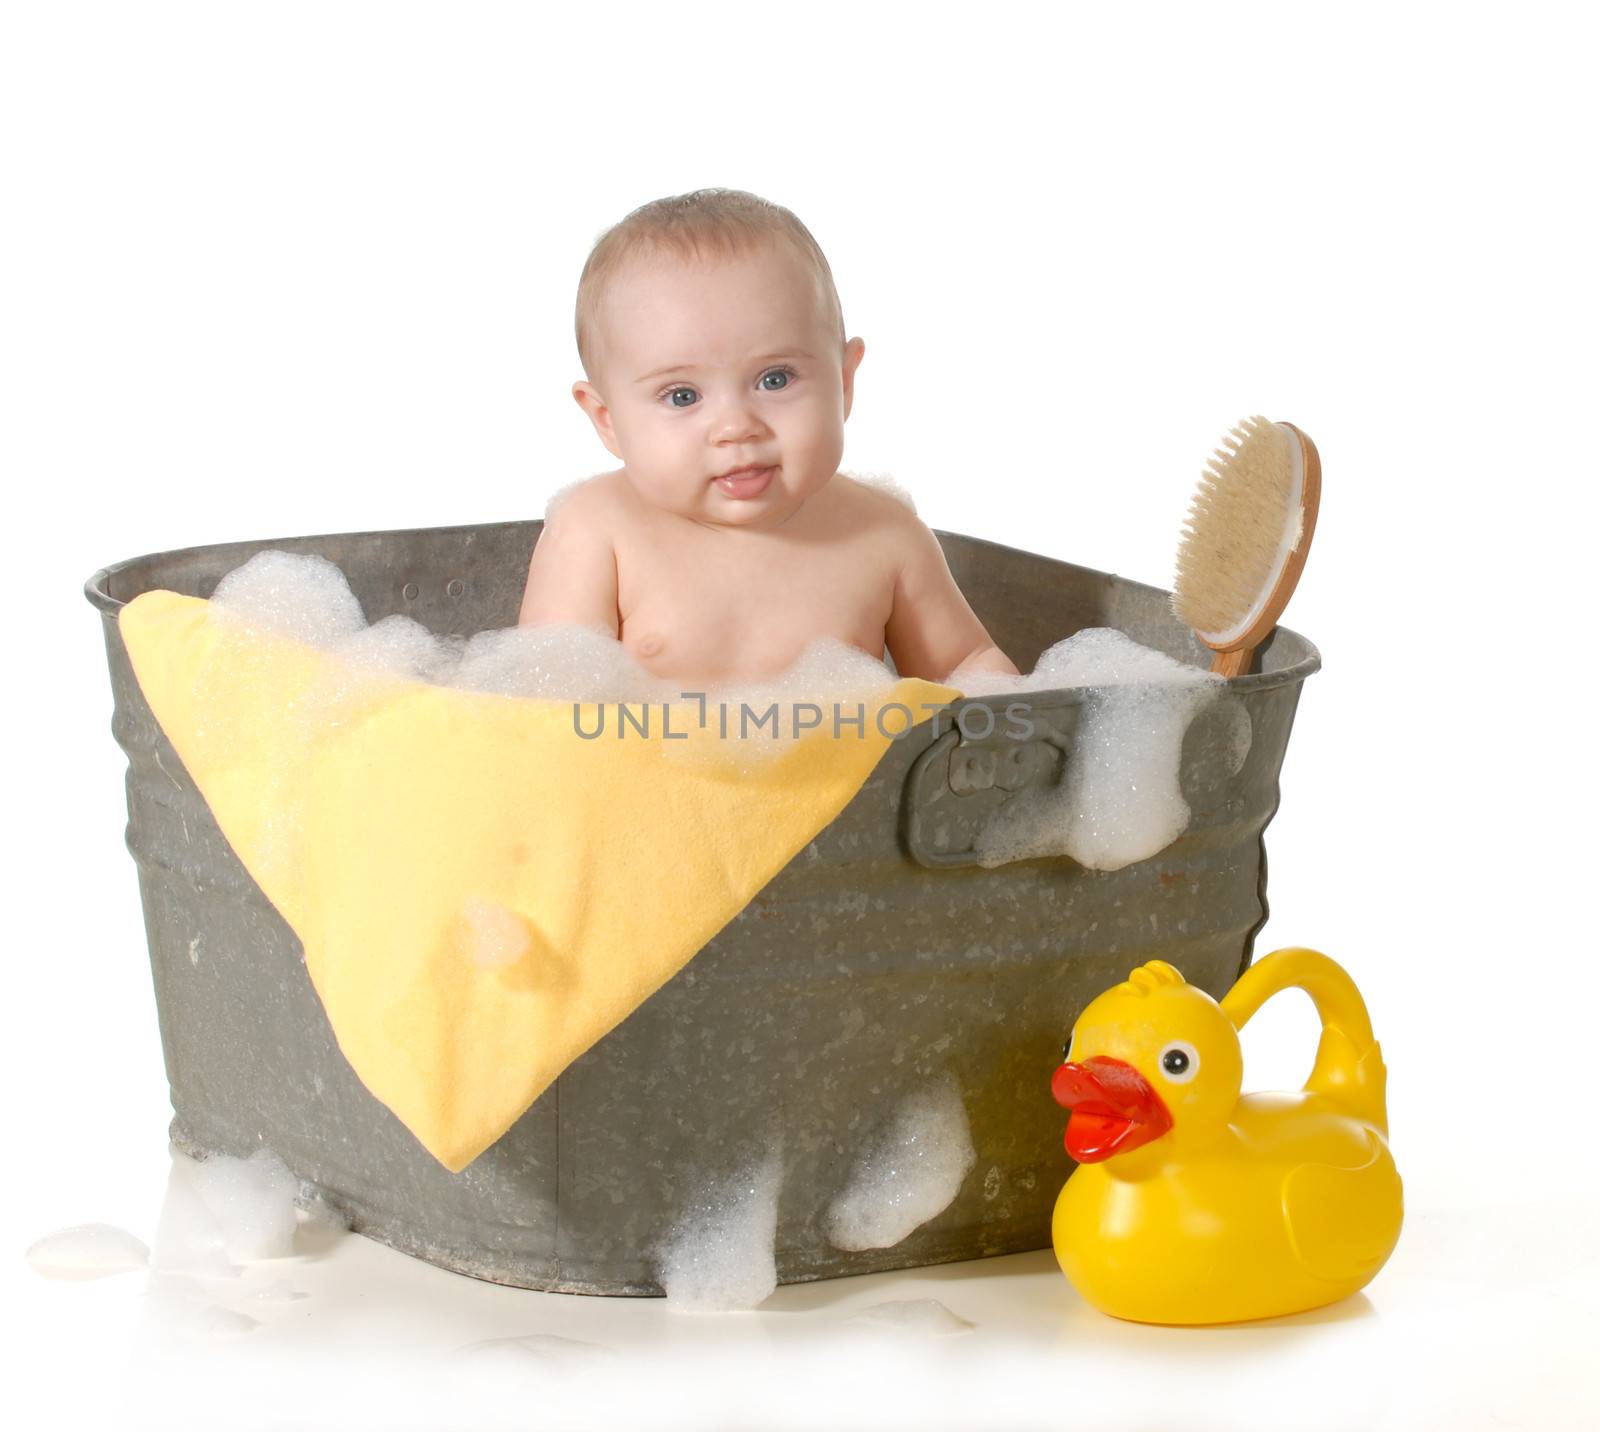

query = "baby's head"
[{"left": 572, "top": 189, "right": 865, "bottom": 529}]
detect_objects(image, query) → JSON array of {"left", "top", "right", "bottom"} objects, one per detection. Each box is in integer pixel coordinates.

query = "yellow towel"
[{"left": 119, "top": 590, "right": 958, "bottom": 1171}]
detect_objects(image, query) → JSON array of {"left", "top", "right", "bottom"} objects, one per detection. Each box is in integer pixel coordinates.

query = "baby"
[{"left": 518, "top": 188, "right": 1019, "bottom": 690}]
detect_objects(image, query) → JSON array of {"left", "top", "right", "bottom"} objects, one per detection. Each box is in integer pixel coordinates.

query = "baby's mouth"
[{"left": 712, "top": 465, "right": 777, "bottom": 500}]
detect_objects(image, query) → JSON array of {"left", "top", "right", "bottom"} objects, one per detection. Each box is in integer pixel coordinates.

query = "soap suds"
[
  {"left": 667, "top": 636, "right": 905, "bottom": 771},
  {"left": 653, "top": 1150, "right": 783, "bottom": 1311},
  {"left": 243, "top": 1277, "right": 310, "bottom": 1303},
  {"left": 842, "top": 469, "right": 917, "bottom": 513},
  {"left": 153, "top": 1148, "right": 335, "bottom": 1278},
  {"left": 144, "top": 1289, "right": 263, "bottom": 1341},
  {"left": 204, "top": 551, "right": 910, "bottom": 783},
  {"left": 825, "top": 1072, "right": 976, "bottom": 1251},
  {"left": 957, "top": 628, "right": 1224, "bottom": 871},
  {"left": 847, "top": 1297, "right": 976, "bottom": 1337},
  {"left": 461, "top": 896, "right": 531, "bottom": 969},
  {"left": 187, "top": 1148, "right": 303, "bottom": 1261},
  {"left": 26, "top": 1223, "right": 150, "bottom": 1280},
  {"left": 212, "top": 549, "right": 367, "bottom": 647},
  {"left": 152, "top": 1159, "right": 241, "bottom": 1281},
  {"left": 204, "top": 557, "right": 1222, "bottom": 860},
  {"left": 207, "top": 551, "right": 894, "bottom": 726}
]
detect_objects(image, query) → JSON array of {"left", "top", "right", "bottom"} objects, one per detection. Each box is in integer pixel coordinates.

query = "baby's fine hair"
[{"left": 575, "top": 188, "right": 846, "bottom": 379}]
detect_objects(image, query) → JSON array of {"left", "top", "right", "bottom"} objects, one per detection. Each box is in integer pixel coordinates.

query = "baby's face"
[{"left": 576, "top": 242, "right": 865, "bottom": 529}]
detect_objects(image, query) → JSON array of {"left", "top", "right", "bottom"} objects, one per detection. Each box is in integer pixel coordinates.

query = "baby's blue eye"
[
  {"left": 760, "top": 369, "right": 791, "bottom": 391},
  {"left": 666, "top": 387, "right": 698, "bottom": 409}
]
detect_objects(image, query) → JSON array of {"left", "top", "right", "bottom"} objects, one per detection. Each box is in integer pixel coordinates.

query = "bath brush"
[{"left": 1171, "top": 417, "right": 1321, "bottom": 678}]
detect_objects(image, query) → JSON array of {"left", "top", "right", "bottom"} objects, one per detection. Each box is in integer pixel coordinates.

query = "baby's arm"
[
  {"left": 884, "top": 517, "right": 1020, "bottom": 684},
  {"left": 517, "top": 485, "right": 620, "bottom": 635}
]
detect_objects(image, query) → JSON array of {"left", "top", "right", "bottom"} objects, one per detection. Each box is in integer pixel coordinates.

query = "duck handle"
[{"left": 1220, "top": 947, "right": 1388, "bottom": 1135}]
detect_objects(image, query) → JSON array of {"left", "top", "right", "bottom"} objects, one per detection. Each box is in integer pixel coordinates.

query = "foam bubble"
[
  {"left": 212, "top": 550, "right": 367, "bottom": 646},
  {"left": 842, "top": 469, "right": 917, "bottom": 513},
  {"left": 847, "top": 1297, "right": 975, "bottom": 1337},
  {"left": 653, "top": 1150, "right": 783, "bottom": 1311},
  {"left": 144, "top": 1290, "right": 263, "bottom": 1341},
  {"left": 204, "top": 552, "right": 912, "bottom": 761},
  {"left": 957, "top": 628, "right": 1224, "bottom": 871},
  {"left": 336, "top": 612, "right": 454, "bottom": 682},
  {"left": 186, "top": 1148, "right": 302, "bottom": 1262},
  {"left": 26, "top": 1223, "right": 150, "bottom": 1280},
  {"left": 542, "top": 477, "right": 593, "bottom": 522},
  {"left": 243, "top": 1277, "right": 310, "bottom": 1303},
  {"left": 825, "top": 1072, "right": 976, "bottom": 1251},
  {"left": 453, "top": 623, "right": 674, "bottom": 703},
  {"left": 152, "top": 1158, "right": 240, "bottom": 1280},
  {"left": 449, "top": 1333, "right": 615, "bottom": 1382},
  {"left": 461, "top": 896, "right": 531, "bottom": 969},
  {"left": 209, "top": 551, "right": 675, "bottom": 707},
  {"left": 656, "top": 636, "right": 900, "bottom": 774}
]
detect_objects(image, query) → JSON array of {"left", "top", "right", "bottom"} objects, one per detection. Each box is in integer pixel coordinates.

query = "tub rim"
[{"left": 82, "top": 519, "right": 1322, "bottom": 696}]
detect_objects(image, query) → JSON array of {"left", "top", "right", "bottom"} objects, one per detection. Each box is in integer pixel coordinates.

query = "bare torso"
[
  {"left": 602, "top": 471, "right": 906, "bottom": 686},
  {"left": 520, "top": 469, "right": 1015, "bottom": 688}
]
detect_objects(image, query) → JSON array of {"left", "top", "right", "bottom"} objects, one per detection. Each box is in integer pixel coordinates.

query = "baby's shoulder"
[
  {"left": 541, "top": 469, "right": 628, "bottom": 531},
  {"left": 835, "top": 470, "right": 919, "bottom": 520},
  {"left": 829, "top": 471, "right": 938, "bottom": 560}
]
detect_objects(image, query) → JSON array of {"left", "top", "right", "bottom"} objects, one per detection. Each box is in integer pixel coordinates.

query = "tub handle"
[{"left": 900, "top": 702, "right": 1080, "bottom": 869}]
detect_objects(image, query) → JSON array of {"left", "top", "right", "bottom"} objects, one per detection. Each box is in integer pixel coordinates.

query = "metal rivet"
[
  {"left": 446, "top": 579, "right": 464, "bottom": 598},
  {"left": 402, "top": 582, "right": 419, "bottom": 601}
]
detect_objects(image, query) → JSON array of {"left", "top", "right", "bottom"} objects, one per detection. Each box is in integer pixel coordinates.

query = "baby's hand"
[{"left": 517, "top": 483, "right": 620, "bottom": 636}]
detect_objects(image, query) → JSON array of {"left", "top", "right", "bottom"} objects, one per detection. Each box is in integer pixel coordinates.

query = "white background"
[{"left": 4, "top": 2, "right": 1597, "bottom": 1428}]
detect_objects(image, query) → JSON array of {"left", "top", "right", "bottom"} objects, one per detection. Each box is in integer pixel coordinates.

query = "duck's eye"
[{"left": 1158, "top": 1041, "right": 1199, "bottom": 1084}]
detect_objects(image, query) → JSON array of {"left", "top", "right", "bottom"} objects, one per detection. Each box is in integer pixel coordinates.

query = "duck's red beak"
[{"left": 1051, "top": 1056, "right": 1173, "bottom": 1163}]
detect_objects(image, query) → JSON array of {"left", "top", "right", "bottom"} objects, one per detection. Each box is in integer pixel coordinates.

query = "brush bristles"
[{"left": 1172, "top": 416, "right": 1295, "bottom": 640}]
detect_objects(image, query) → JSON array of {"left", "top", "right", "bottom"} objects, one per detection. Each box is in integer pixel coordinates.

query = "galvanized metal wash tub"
[{"left": 86, "top": 519, "right": 1319, "bottom": 1295}]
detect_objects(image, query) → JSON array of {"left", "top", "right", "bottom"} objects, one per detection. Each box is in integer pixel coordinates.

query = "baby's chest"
[{"left": 616, "top": 543, "right": 896, "bottom": 680}]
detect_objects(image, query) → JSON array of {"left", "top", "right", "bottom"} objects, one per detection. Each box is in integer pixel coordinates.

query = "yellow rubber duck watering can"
[{"left": 1050, "top": 948, "right": 1402, "bottom": 1324}]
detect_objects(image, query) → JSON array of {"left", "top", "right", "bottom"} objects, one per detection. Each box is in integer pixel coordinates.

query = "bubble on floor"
[
  {"left": 461, "top": 895, "right": 531, "bottom": 969},
  {"left": 243, "top": 1277, "right": 309, "bottom": 1303},
  {"left": 825, "top": 1072, "right": 976, "bottom": 1251},
  {"left": 957, "top": 628, "right": 1224, "bottom": 871},
  {"left": 152, "top": 1158, "right": 241, "bottom": 1280},
  {"left": 187, "top": 1148, "right": 303, "bottom": 1262},
  {"left": 847, "top": 1297, "right": 976, "bottom": 1337},
  {"left": 153, "top": 1152, "right": 346, "bottom": 1282},
  {"left": 450, "top": 1332, "right": 616, "bottom": 1381},
  {"left": 145, "top": 1288, "right": 263, "bottom": 1341},
  {"left": 26, "top": 1223, "right": 150, "bottom": 1281},
  {"left": 653, "top": 1149, "right": 783, "bottom": 1311}
]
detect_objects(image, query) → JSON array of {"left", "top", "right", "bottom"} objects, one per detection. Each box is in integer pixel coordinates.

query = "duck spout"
[{"left": 1052, "top": 1056, "right": 1173, "bottom": 1162}]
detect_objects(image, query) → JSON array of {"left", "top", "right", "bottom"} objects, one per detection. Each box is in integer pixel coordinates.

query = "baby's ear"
[
  {"left": 841, "top": 337, "right": 866, "bottom": 420},
  {"left": 572, "top": 381, "right": 623, "bottom": 460}
]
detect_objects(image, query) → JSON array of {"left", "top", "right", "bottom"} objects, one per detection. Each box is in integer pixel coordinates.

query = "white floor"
[{"left": 15, "top": 1147, "right": 1598, "bottom": 1432}]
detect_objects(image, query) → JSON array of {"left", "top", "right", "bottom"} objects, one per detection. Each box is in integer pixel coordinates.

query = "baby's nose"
[{"left": 709, "top": 394, "right": 771, "bottom": 443}]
